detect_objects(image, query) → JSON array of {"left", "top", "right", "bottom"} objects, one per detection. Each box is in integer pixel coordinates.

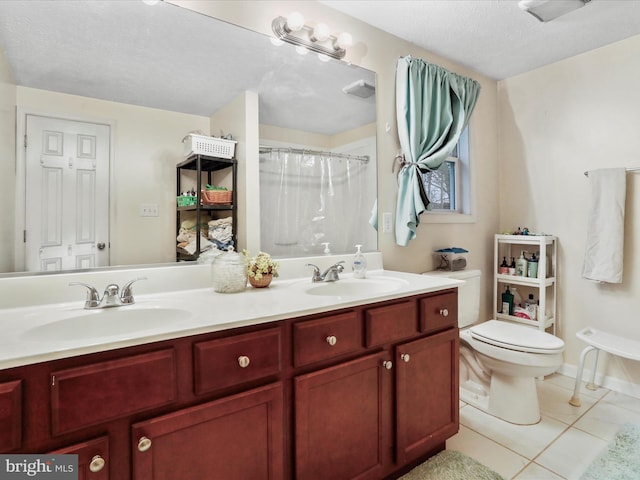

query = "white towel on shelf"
[{"left": 582, "top": 168, "right": 626, "bottom": 283}]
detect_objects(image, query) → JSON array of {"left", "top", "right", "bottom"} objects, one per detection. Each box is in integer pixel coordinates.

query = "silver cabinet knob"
[
  {"left": 238, "top": 355, "right": 251, "bottom": 368},
  {"left": 326, "top": 335, "right": 337, "bottom": 346},
  {"left": 137, "top": 436, "right": 152, "bottom": 452},
  {"left": 401, "top": 353, "right": 410, "bottom": 363},
  {"left": 440, "top": 308, "right": 449, "bottom": 317},
  {"left": 382, "top": 360, "right": 393, "bottom": 370},
  {"left": 89, "top": 455, "right": 105, "bottom": 473}
]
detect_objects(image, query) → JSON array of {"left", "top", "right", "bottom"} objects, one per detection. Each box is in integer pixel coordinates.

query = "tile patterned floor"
[{"left": 446, "top": 374, "right": 640, "bottom": 479}]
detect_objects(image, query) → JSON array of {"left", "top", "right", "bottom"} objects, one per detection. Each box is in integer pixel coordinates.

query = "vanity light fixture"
[{"left": 272, "top": 13, "right": 352, "bottom": 60}]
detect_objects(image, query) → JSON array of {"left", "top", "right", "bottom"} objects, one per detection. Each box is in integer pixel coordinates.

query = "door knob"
[
  {"left": 382, "top": 360, "right": 393, "bottom": 370},
  {"left": 238, "top": 355, "right": 250, "bottom": 368},
  {"left": 97, "top": 242, "right": 106, "bottom": 250},
  {"left": 326, "top": 335, "right": 337, "bottom": 346},
  {"left": 439, "top": 308, "right": 449, "bottom": 317},
  {"left": 401, "top": 353, "right": 410, "bottom": 363}
]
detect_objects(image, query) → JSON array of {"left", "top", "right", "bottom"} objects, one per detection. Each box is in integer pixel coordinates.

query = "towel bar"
[{"left": 569, "top": 327, "right": 640, "bottom": 406}]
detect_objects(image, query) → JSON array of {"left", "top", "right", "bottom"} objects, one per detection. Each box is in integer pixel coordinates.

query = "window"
[{"left": 421, "top": 127, "right": 471, "bottom": 217}]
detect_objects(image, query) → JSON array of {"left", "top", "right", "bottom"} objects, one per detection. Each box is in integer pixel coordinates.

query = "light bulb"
[
  {"left": 335, "top": 32, "right": 353, "bottom": 50},
  {"left": 295, "top": 46, "right": 309, "bottom": 55},
  {"left": 270, "top": 37, "right": 284, "bottom": 46},
  {"left": 286, "top": 12, "right": 305, "bottom": 32},
  {"left": 312, "top": 23, "right": 330, "bottom": 42},
  {"left": 317, "top": 53, "right": 331, "bottom": 62}
]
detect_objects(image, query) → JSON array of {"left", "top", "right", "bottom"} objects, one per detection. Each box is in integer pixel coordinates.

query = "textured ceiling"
[
  {"left": 320, "top": 0, "right": 640, "bottom": 80},
  {"left": 0, "top": 1, "right": 375, "bottom": 136}
]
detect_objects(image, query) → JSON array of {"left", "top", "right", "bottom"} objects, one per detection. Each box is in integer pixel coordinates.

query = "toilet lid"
[{"left": 469, "top": 320, "right": 565, "bottom": 354}]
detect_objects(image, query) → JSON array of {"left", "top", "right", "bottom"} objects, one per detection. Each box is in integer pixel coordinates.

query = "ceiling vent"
[
  {"left": 518, "top": 0, "right": 592, "bottom": 22},
  {"left": 342, "top": 80, "right": 375, "bottom": 98}
]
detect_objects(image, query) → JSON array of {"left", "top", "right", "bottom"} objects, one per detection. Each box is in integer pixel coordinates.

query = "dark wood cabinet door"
[
  {"left": 295, "top": 352, "right": 391, "bottom": 480},
  {"left": 131, "top": 382, "right": 284, "bottom": 480},
  {"left": 395, "top": 328, "right": 459, "bottom": 464},
  {"left": 0, "top": 380, "right": 21, "bottom": 452},
  {"left": 51, "top": 436, "right": 109, "bottom": 480}
]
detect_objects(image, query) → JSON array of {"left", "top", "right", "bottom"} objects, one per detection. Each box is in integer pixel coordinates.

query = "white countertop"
[{"left": 0, "top": 267, "right": 460, "bottom": 370}]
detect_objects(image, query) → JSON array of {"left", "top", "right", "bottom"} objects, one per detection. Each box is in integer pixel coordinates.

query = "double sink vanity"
[{"left": 0, "top": 254, "right": 461, "bottom": 480}]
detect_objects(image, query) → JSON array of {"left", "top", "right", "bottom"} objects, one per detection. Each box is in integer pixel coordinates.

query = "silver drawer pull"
[
  {"left": 401, "top": 353, "right": 410, "bottom": 363},
  {"left": 89, "top": 455, "right": 105, "bottom": 472},
  {"left": 138, "top": 436, "right": 152, "bottom": 452},
  {"left": 382, "top": 360, "right": 393, "bottom": 370},
  {"left": 439, "top": 308, "right": 449, "bottom": 317},
  {"left": 326, "top": 335, "right": 337, "bottom": 346},
  {"left": 238, "top": 355, "right": 251, "bottom": 368}
]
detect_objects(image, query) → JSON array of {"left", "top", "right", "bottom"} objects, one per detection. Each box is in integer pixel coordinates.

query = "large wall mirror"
[{"left": 0, "top": 0, "right": 377, "bottom": 276}]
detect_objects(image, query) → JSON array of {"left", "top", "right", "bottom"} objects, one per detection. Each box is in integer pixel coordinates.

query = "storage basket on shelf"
[
  {"left": 201, "top": 189, "right": 233, "bottom": 205},
  {"left": 177, "top": 195, "right": 197, "bottom": 207},
  {"left": 183, "top": 134, "right": 237, "bottom": 159}
]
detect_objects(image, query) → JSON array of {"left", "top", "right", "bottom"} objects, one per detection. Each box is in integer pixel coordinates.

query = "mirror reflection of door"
[{"left": 25, "top": 115, "right": 110, "bottom": 272}]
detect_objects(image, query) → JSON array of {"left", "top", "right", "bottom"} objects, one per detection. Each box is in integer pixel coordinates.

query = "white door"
[{"left": 25, "top": 115, "right": 110, "bottom": 272}]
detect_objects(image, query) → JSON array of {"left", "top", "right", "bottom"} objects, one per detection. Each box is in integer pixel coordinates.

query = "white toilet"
[{"left": 424, "top": 269, "right": 564, "bottom": 425}]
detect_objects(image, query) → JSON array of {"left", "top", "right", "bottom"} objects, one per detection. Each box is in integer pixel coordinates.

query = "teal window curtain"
[{"left": 395, "top": 56, "right": 481, "bottom": 246}]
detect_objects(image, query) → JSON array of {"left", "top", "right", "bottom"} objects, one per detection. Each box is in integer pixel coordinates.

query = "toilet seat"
[{"left": 469, "top": 320, "right": 564, "bottom": 354}]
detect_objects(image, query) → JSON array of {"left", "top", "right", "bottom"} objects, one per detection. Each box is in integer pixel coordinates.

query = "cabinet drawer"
[
  {"left": 194, "top": 327, "right": 282, "bottom": 395},
  {"left": 293, "top": 311, "right": 363, "bottom": 367},
  {"left": 420, "top": 290, "right": 458, "bottom": 333},
  {"left": 51, "top": 349, "right": 177, "bottom": 435},
  {"left": 365, "top": 300, "right": 418, "bottom": 348},
  {"left": 0, "top": 380, "right": 21, "bottom": 452}
]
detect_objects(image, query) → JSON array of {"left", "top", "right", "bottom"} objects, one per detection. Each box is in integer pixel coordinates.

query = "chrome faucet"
[
  {"left": 305, "top": 261, "right": 345, "bottom": 283},
  {"left": 70, "top": 277, "right": 147, "bottom": 309}
]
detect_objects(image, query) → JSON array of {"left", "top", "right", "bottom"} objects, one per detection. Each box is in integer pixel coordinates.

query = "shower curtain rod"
[
  {"left": 259, "top": 145, "right": 369, "bottom": 163},
  {"left": 583, "top": 167, "right": 640, "bottom": 176}
]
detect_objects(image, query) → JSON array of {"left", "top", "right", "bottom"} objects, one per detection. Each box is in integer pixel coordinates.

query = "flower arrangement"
[{"left": 242, "top": 250, "right": 279, "bottom": 280}]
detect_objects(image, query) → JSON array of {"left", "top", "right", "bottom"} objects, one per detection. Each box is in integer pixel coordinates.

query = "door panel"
[{"left": 25, "top": 115, "right": 110, "bottom": 272}]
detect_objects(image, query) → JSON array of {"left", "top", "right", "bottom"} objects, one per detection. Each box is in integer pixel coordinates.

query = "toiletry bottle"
[
  {"left": 525, "top": 293, "right": 537, "bottom": 320},
  {"left": 509, "top": 257, "right": 516, "bottom": 275},
  {"left": 516, "top": 251, "right": 528, "bottom": 277},
  {"left": 352, "top": 244, "right": 367, "bottom": 279},
  {"left": 501, "top": 286, "right": 514, "bottom": 315},
  {"left": 511, "top": 287, "right": 522, "bottom": 308},
  {"left": 527, "top": 252, "right": 539, "bottom": 278},
  {"left": 499, "top": 257, "right": 509, "bottom": 274}
]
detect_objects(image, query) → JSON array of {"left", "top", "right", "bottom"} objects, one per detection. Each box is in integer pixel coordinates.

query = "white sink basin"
[
  {"left": 23, "top": 306, "right": 192, "bottom": 342},
  {"left": 302, "top": 276, "right": 409, "bottom": 297}
]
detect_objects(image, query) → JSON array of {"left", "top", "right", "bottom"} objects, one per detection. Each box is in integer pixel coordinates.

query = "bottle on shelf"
[
  {"left": 512, "top": 287, "right": 522, "bottom": 307},
  {"left": 499, "top": 257, "right": 509, "bottom": 274},
  {"left": 509, "top": 257, "right": 516, "bottom": 275},
  {"left": 525, "top": 293, "right": 538, "bottom": 320},
  {"left": 501, "top": 285, "right": 514, "bottom": 315},
  {"left": 527, "top": 252, "right": 539, "bottom": 278},
  {"left": 516, "top": 251, "right": 528, "bottom": 277}
]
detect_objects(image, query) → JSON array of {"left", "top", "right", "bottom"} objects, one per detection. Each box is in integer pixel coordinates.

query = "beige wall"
[
  {"left": 0, "top": 47, "right": 16, "bottom": 273},
  {"left": 13, "top": 87, "right": 210, "bottom": 268},
  {"left": 172, "top": 0, "right": 501, "bottom": 325},
  {"left": 498, "top": 35, "right": 640, "bottom": 390}
]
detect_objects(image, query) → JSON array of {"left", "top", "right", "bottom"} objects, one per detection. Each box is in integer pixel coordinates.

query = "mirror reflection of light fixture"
[
  {"left": 518, "top": 0, "right": 591, "bottom": 22},
  {"left": 272, "top": 13, "right": 352, "bottom": 60}
]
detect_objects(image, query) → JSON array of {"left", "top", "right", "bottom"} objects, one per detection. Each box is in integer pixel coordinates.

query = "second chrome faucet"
[{"left": 305, "top": 261, "right": 345, "bottom": 283}]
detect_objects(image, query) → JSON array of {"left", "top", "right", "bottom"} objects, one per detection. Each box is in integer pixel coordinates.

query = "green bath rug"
[
  {"left": 581, "top": 423, "right": 640, "bottom": 480},
  {"left": 399, "top": 450, "right": 505, "bottom": 480}
]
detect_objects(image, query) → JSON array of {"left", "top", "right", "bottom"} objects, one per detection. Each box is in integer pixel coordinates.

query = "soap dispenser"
[
  {"left": 516, "top": 251, "right": 528, "bottom": 277},
  {"left": 352, "top": 244, "right": 367, "bottom": 279}
]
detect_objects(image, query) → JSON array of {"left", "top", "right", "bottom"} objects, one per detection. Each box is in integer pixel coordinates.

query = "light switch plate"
[
  {"left": 140, "top": 203, "right": 159, "bottom": 217},
  {"left": 382, "top": 212, "right": 393, "bottom": 233}
]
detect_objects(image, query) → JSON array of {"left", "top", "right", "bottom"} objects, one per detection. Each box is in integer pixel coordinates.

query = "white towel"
[{"left": 582, "top": 168, "right": 626, "bottom": 283}]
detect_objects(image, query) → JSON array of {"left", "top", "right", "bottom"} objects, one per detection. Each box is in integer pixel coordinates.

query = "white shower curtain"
[{"left": 260, "top": 149, "right": 369, "bottom": 257}]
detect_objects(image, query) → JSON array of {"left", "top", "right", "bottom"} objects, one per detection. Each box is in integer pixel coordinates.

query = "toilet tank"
[{"left": 422, "top": 269, "right": 481, "bottom": 328}]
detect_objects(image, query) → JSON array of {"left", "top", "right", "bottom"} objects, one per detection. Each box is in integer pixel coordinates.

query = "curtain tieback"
[{"left": 394, "top": 154, "right": 422, "bottom": 174}]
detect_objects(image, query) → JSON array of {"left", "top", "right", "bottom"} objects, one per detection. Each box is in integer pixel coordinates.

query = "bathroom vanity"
[{"left": 0, "top": 264, "right": 459, "bottom": 480}]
